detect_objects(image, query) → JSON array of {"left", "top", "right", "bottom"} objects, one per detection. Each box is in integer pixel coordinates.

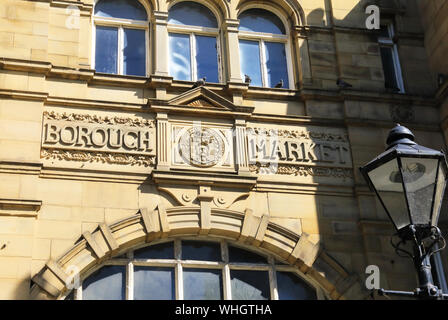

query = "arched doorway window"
[{"left": 65, "top": 239, "right": 320, "bottom": 300}]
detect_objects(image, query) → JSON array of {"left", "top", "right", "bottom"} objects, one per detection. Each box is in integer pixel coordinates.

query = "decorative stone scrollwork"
[
  {"left": 249, "top": 163, "right": 353, "bottom": 179},
  {"left": 249, "top": 127, "right": 349, "bottom": 142},
  {"left": 43, "top": 111, "right": 154, "bottom": 128},
  {"left": 41, "top": 149, "right": 155, "bottom": 167}
]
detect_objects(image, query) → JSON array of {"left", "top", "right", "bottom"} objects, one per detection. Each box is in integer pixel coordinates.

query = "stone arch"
[{"left": 30, "top": 205, "right": 364, "bottom": 300}]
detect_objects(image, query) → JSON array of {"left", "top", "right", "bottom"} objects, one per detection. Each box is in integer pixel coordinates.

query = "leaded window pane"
[
  {"left": 82, "top": 265, "right": 125, "bottom": 300},
  {"left": 123, "top": 28, "right": 146, "bottom": 76},
  {"left": 134, "top": 266, "right": 175, "bottom": 300},
  {"left": 95, "top": 26, "right": 118, "bottom": 74},
  {"left": 168, "top": 2, "right": 217, "bottom": 28},
  {"left": 183, "top": 268, "right": 222, "bottom": 300},
  {"left": 95, "top": 0, "right": 147, "bottom": 20},
  {"left": 239, "top": 8, "right": 285, "bottom": 35}
]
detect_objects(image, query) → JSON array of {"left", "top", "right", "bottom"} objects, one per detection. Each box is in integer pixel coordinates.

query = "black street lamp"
[{"left": 359, "top": 124, "right": 448, "bottom": 299}]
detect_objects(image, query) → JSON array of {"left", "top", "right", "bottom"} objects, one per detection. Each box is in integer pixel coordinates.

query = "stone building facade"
[{"left": 0, "top": 0, "right": 446, "bottom": 299}]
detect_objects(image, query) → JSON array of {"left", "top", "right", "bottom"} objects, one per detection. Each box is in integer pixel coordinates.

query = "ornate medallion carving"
[{"left": 178, "top": 127, "right": 225, "bottom": 167}]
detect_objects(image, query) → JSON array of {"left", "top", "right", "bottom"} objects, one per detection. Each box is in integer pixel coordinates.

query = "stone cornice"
[
  {"left": 0, "top": 199, "right": 42, "bottom": 217},
  {"left": 151, "top": 170, "right": 258, "bottom": 189},
  {"left": 0, "top": 57, "right": 437, "bottom": 106}
]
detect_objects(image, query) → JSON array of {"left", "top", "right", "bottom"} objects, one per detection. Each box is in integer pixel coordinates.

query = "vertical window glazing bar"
[
  {"left": 175, "top": 239, "right": 183, "bottom": 300},
  {"left": 118, "top": 26, "right": 124, "bottom": 75},
  {"left": 126, "top": 251, "right": 134, "bottom": 300},
  {"left": 75, "top": 285, "right": 82, "bottom": 300},
  {"left": 260, "top": 40, "right": 268, "bottom": 87},
  {"left": 221, "top": 241, "right": 232, "bottom": 300},
  {"left": 268, "top": 256, "right": 279, "bottom": 300},
  {"left": 191, "top": 33, "right": 197, "bottom": 81}
]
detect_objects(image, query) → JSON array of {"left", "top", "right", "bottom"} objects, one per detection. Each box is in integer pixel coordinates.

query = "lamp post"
[{"left": 359, "top": 124, "right": 448, "bottom": 299}]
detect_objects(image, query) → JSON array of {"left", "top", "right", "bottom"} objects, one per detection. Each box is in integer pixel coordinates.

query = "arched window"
[
  {"left": 93, "top": 0, "right": 149, "bottom": 76},
  {"left": 238, "top": 8, "right": 291, "bottom": 89},
  {"left": 65, "top": 239, "right": 320, "bottom": 300},
  {"left": 168, "top": 1, "right": 220, "bottom": 83}
]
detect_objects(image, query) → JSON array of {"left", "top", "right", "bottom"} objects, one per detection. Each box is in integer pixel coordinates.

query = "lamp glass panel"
[
  {"left": 400, "top": 157, "right": 438, "bottom": 225},
  {"left": 432, "top": 161, "right": 447, "bottom": 226},
  {"left": 367, "top": 158, "right": 410, "bottom": 230}
]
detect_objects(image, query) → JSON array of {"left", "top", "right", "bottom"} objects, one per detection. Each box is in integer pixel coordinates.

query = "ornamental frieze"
[
  {"left": 249, "top": 163, "right": 353, "bottom": 179},
  {"left": 43, "top": 111, "right": 154, "bottom": 128},
  {"left": 250, "top": 127, "right": 349, "bottom": 142},
  {"left": 41, "top": 111, "right": 156, "bottom": 166},
  {"left": 41, "top": 149, "right": 155, "bottom": 167}
]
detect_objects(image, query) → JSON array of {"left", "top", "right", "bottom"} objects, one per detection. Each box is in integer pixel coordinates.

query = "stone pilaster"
[
  {"left": 156, "top": 113, "right": 170, "bottom": 170},
  {"left": 234, "top": 118, "right": 250, "bottom": 173},
  {"left": 223, "top": 19, "right": 242, "bottom": 83},
  {"left": 152, "top": 11, "right": 169, "bottom": 76}
]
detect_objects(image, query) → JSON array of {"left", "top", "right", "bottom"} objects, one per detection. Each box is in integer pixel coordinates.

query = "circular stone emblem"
[{"left": 179, "top": 127, "right": 225, "bottom": 167}]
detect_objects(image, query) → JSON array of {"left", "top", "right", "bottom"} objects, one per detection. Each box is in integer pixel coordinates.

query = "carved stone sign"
[
  {"left": 247, "top": 126, "right": 353, "bottom": 178},
  {"left": 178, "top": 127, "right": 225, "bottom": 167},
  {"left": 41, "top": 111, "right": 155, "bottom": 166},
  {"left": 172, "top": 123, "right": 233, "bottom": 170}
]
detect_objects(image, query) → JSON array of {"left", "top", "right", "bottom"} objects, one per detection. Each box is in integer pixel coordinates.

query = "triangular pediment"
[
  {"left": 168, "top": 86, "right": 236, "bottom": 111},
  {"left": 149, "top": 86, "right": 254, "bottom": 115}
]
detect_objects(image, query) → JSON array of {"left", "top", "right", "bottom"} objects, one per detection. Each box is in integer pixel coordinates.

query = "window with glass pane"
[
  {"left": 94, "top": 0, "right": 148, "bottom": 76},
  {"left": 183, "top": 269, "right": 222, "bottom": 300},
  {"left": 82, "top": 265, "right": 125, "bottom": 300},
  {"left": 238, "top": 9, "right": 290, "bottom": 89},
  {"left": 68, "top": 239, "right": 320, "bottom": 300},
  {"left": 168, "top": 2, "right": 220, "bottom": 83},
  {"left": 95, "top": 26, "right": 118, "bottom": 74},
  {"left": 378, "top": 24, "right": 404, "bottom": 92},
  {"left": 134, "top": 267, "right": 175, "bottom": 300}
]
